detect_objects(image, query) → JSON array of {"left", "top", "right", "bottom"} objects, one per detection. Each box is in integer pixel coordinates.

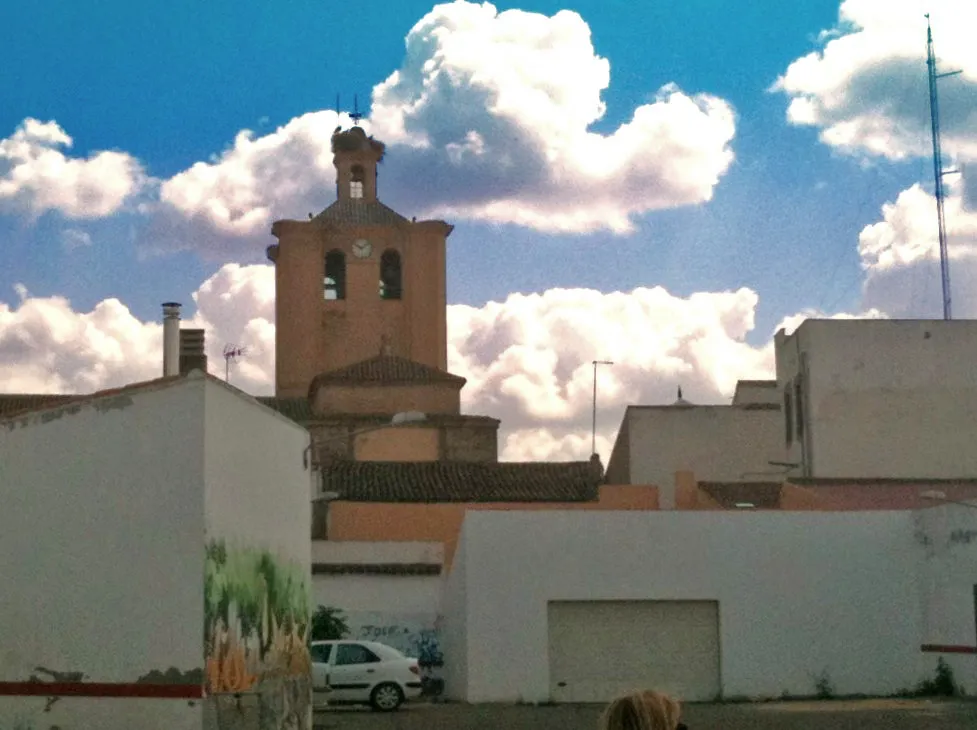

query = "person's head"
[{"left": 598, "top": 690, "right": 684, "bottom": 730}]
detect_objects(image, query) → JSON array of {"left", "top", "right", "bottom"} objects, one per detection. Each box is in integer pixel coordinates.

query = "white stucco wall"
[
  {"left": 731, "top": 381, "right": 779, "bottom": 406},
  {"left": 915, "top": 501, "right": 977, "bottom": 694},
  {"left": 776, "top": 320, "right": 977, "bottom": 478},
  {"left": 441, "top": 524, "right": 469, "bottom": 697},
  {"left": 310, "top": 541, "right": 444, "bottom": 664},
  {"left": 312, "top": 573, "right": 441, "bottom": 616},
  {"left": 0, "top": 380, "right": 206, "bottom": 730},
  {"left": 445, "top": 510, "right": 929, "bottom": 703},
  {"left": 203, "top": 379, "right": 312, "bottom": 566},
  {"left": 623, "top": 406, "right": 784, "bottom": 507},
  {"left": 201, "top": 379, "right": 315, "bottom": 728}
]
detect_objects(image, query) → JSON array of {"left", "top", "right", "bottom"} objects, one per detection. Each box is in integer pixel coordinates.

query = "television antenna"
[{"left": 222, "top": 344, "right": 247, "bottom": 383}]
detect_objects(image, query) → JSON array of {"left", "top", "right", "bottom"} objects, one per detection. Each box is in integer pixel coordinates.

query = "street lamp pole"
[
  {"left": 307, "top": 411, "right": 427, "bottom": 541},
  {"left": 303, "top": 410, "right": 427, "bottom": 469},
  {"left": 591, "top": 360, "right": 614, "bottom": 457}
]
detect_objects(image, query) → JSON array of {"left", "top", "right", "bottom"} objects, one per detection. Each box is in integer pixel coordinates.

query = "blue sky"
[
  {"left": 0, "top": 0, "right": 922, "bottom": 330},
  {"left": 2, "top": 0, "right": 975, "bottom": 459}
]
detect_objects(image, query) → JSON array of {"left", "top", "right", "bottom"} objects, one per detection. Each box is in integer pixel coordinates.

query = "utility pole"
[
  {"left": 925, "top": 14, "right": 962, "bottom": 320},
  {"left": 591, "top": 360, "right": 614, "bottom": 456}
]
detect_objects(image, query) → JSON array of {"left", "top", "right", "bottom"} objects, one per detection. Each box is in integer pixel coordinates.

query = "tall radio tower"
[{"left": 925, "top": 14, "right": 962, "bottom": 320}]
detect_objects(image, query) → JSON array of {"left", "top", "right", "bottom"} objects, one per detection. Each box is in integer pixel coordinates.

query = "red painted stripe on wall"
[
  {"left": 0, "top": 682, "right": 203, "bottom": 699},
  {"left": 920, "top": 644, "right": 977, "bottom": 655}
]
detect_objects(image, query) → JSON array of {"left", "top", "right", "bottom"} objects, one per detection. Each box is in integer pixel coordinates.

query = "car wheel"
[{"left": 369, "top": 682, "right": 404, "bottom": 712}]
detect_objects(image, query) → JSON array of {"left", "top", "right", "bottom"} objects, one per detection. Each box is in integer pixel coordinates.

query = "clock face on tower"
[{"left": 351, "top": 239, "right": 372, "bottom": 259}]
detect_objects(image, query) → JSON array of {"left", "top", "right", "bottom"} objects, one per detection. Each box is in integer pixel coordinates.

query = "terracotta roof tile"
[
  {"left": 321, "top": 460, "right": 602, "bottom": 503},
  {"left": 0, "top": 376, "right": 191, "bottom": 421},
  {"left": 310, "top": 355, "right": 466, "bottom": 389},
  {"left": 313, "top": 200, "right": 408, "bottom": 227},
  {"left": 0, "top": 394, "right": 75, "bottom": 418},
  {"left": 698, "top": 481, "right": 784, "bottom": 509},
  {"left": 257, "top": 396, "right": 314, "bottom": 422}
]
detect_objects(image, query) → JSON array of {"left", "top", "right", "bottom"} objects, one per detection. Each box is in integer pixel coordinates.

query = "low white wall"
[
  {"left": 441, "top": 528, "right": 470, "bottom": 695},
  {"left": 313, "top": 573, "right": 442, "bottom": 616},
  {"left": 446, "top": 510, "right": 929, "bottom": 703},
  {"left": 311, "top": 541, "right": 444, "bottom": 667},
  {"left": 916, "top": 502, "right": 977, "bottom": 694},
  {"left": 0, "top": 698, "right": 201, "bottom": 730}
]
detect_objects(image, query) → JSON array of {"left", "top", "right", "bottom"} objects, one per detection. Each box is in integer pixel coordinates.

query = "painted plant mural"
[{"left": 204, "top": 539, "right": 312, "bottom": 729}]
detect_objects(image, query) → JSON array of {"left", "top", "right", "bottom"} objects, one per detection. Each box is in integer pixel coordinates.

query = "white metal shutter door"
[{"left": 547, "top": 600, "right": 721, "bottom": 703}]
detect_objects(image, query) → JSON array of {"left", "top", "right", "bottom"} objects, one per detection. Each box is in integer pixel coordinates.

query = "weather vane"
[
  {"left": 349, "top": 94, "right": 363, "bottom": 125},
  {"left": 334, "top": 93, "right": 364, "bottom": 127}
]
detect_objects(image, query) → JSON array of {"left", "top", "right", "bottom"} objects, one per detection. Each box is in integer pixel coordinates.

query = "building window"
[
  {"left": 324, "top": 249, "right": 346, "bottom": 300},
  {"left": 794, "top": 378, "right": 804, "bottom": 438},
  {"left": 350, "top": 164, "right": 364, "bottom": 199},
  {"left": 784, "top": 387, "right": 794, "bottom": 445},
  {"left": 379, "top": 249, "right": 402, "bottom": 300}
]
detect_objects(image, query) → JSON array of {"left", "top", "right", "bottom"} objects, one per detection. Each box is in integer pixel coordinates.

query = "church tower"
[{"left": 268, "top": 126, "right": 452, "bottom": 398}]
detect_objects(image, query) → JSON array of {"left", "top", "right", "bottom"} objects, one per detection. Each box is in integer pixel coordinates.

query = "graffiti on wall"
[
  {"left": 204, "top": 539, "right": 312, "bottom": 729},
  {"left": 348, "top": 613, "right": 443, "bottom": 666},
  {"left": 344, "top": 613, "right": 444, "bottom": 696}
]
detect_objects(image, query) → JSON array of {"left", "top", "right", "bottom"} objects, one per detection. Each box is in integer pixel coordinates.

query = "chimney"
[
  {"left": 162, "top": 302, "right": 182, "bottom": 377},
  {"left": 179, "top": 329, "right": 208, "bottom": 375}
]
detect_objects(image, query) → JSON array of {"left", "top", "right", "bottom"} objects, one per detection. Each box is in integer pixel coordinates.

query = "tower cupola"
[{"left": 331, "top": 126, "right": 385, "bottom": 203}]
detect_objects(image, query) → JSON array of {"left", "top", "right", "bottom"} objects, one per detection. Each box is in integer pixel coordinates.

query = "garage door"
[{"left": 547, "top": 600, "right": 720, "bottom": 703}]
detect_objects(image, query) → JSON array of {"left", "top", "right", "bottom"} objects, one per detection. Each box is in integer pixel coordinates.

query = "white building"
[
  {"left": 442, "top": 505, "right": 977, "bottom": 704},
  {"left": 605, "top": 392, "right": 783, "bottom": 508},
  {"left": 0, "top": 371, "right": 314, "bottom": 730},
  {"left": 775, "top": 319, "right": 977, "bottom": 479}
]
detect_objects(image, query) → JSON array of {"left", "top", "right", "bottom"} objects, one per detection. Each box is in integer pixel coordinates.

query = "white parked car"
[{"left": 310, "top": 639, "right": 423, "bottom": 711}]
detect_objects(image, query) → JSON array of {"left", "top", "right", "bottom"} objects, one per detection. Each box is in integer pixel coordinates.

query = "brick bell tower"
[{"left": 267, "top": 124, "right": 453, "bottom": 399}]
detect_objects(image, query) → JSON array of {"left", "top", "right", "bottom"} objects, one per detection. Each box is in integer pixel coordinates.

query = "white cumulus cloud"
[
  {"left": 0, "top": 266, "right": 798, "bottom": 462},
  {"left": 142, "top": 1, "right": 736, "bottom": 256},
  {"left": 0, "top": 119, "right": 146, "bottom": 220},
  {"left": 370, "top": 2, "right": 736, "bottom": 233},
  {"left": 145, "top": 112, "right": 340, "bottom": 256},
  {"left": 774, "top": 0, "right": 977, "bottom": 163},
  {"left": 859, "top": 178, "right": 977, "bottom": 317}
]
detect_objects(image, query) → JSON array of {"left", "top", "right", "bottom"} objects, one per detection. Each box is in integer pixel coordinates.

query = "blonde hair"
[{"left": 598, "top": 690, "right": 682, "bottom": 730}]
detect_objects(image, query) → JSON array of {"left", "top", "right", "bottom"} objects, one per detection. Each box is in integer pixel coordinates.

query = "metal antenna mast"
[
  {"left": 222, "top": 344, "right": 246, "bottom": 383},
  {"left": 926, "top": 14, "right": 962, "bottom": 320}
]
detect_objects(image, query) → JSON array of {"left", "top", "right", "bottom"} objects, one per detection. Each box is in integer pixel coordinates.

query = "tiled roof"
[
  {"left": 321, "top": 460, "right": 603, "bottom": 503},
  {"left": 310, "top": 355, "right": 466, "bottom": 389},
  {"left": 257, "top": 396, "right": 314, "bottom": 422},
  {"left": 698, "top": 481, "right": 784, "bottom": 509},
  {"left": 313, "top": 200, "right": 408, "bottom": 227},
  {"left": 0, "top": 394, "right": 75, "bottom": 418},
  {"left": 0, "top": 376, "right": 187, "bottom": 421}
]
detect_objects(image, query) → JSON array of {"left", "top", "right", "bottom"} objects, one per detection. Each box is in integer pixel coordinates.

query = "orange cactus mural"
[{"left": 203, "top": 540, "right": 311, "bottom": 696}]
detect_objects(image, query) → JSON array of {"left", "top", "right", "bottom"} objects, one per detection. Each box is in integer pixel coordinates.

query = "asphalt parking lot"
[{"left": 313, "top": 698, "right": 977, "bottom": 730}]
